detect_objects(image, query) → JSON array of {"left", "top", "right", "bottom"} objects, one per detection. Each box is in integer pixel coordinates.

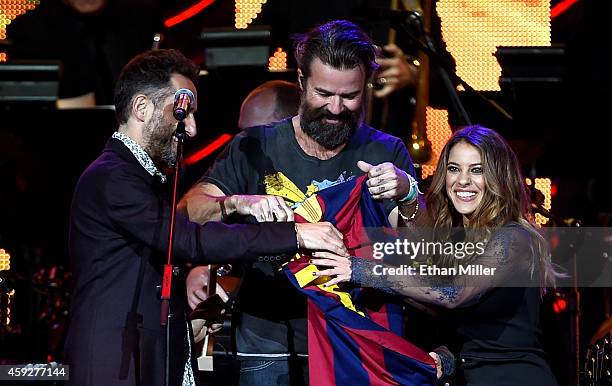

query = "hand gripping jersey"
[{"left": 284, "top": 175, "right": 436, "bottom": 386}]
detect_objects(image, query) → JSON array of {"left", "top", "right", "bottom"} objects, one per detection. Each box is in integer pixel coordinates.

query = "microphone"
[{"left": 173, "top": 88, "right": 195, "bottom": 121}]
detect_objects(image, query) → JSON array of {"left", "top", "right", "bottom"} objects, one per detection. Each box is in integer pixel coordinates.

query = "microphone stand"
[
  {"left": 160, "top": 120, "right": 187, "bottom": 386},
  {"left": 390, "top": 12, "right": 512, "bottom": 125}
]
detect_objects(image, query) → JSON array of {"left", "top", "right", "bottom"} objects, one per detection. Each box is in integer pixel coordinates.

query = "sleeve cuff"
[
  {"left": 267, "top": 221, "right": 299, "bottom": 255},
  {"left": 350, "top": 257, "right": 395, "bottom": 295},
  {"left": 432, "top": 345, "right": 456, "bottom": 378}
]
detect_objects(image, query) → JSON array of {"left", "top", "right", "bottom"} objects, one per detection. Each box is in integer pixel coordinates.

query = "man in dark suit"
[{"left": 65, "top": 49, "right": 346, "bottom": 386}]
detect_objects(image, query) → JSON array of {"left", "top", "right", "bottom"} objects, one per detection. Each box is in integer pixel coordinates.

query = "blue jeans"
[{"left": 239, "top": 358, "right": 308, "bottom": 386}]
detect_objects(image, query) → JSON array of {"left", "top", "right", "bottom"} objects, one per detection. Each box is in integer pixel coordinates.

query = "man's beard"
[
  {"left": 299, "top": 99, "right": 361, "bottom": 150},
  {"left": 143, "top": 110, "right": 177, "bottom": 171}
]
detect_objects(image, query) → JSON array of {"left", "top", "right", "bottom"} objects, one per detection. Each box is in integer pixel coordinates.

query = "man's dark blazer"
[{"left": 65, "top": 137, "right": 297, "bottom": 386}]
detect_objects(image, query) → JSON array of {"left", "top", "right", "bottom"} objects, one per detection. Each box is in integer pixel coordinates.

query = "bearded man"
[
  {"left": 179, "top": 20, "right": 419, "bottom": 386},
  {"left": 66, "top": 49, "right": 346, "bottom": 386}
]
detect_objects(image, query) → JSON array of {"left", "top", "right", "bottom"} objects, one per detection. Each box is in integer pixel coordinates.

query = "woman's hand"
[
  {"left": 311, "top": 251, "right": 352, "bottom": 286},
  {"left": 429, "top": 351, "right": 443, "bottom": 379}
]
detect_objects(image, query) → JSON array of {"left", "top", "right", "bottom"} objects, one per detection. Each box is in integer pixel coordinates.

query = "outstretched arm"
[
  {"left": 178, "top": 181, "right": 294, "bottom": 224},
  {"left": 313, "top": 224, "right": 536, "bottom": 308}
]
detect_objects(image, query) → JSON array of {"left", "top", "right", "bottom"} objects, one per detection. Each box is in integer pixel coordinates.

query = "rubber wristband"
[
  {"left": 398, "top": 185, "right": 417, "bottom": 203},
  {"left": 398, "top": 171, "right": 419, "bottom": 203}
]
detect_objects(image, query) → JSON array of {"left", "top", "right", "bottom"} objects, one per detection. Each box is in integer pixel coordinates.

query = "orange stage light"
[
  {"left": 437, "top": 0, "right": 551, "bottom": 91},
  {"left": 268, "top": 47, "right": 288, "bottom": 72}
]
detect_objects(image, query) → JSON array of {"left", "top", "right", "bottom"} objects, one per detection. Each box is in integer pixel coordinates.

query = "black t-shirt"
[{"left": 203, "top": 118, "right": 414, "bottom": 358}]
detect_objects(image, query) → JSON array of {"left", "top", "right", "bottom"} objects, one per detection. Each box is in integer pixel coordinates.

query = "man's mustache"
[{"left": 312, "top": 107, "right": 354, "bottom": 122}]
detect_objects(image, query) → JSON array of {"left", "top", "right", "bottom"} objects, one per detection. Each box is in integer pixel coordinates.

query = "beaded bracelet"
[{"left": 399, "top": 201, "right": 419, "bottom": 222}]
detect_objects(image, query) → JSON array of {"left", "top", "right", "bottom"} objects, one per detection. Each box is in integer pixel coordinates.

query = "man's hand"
[
  {"left": 186, "top": 266, "right": 229, "bottom": 310},
  {"left": 187, "top": 266, "right": 229, "bottom": 339},
  {"left": 358, "top": 160, "right": 410, "bottom": 201},
  {"left": 227, "top": 194, "right": 294, "bottom": 222},
  {"left": 191, "top": 309, "right": 226, "bottom": 343},
  {"left": 295, "top": 222, "right": 347, "bottom": 256},
  {"left": 374, "top": 44, "right": 418, "bottom": 98}
]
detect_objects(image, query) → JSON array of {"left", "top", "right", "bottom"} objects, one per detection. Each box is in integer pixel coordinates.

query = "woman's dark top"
[{"left": 351, "top": 222, "right": 558, "bottom": 386}]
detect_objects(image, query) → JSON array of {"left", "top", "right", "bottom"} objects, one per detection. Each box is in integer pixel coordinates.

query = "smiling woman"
[
  {"left": 427, "top": 126, "right": 537, "bottom": 237},
  {"left": 314, "top": 125, "right": 560, "bottom": 386},
  {"left": 445, "top": 142, "right": 485, "bottom": 223}
]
